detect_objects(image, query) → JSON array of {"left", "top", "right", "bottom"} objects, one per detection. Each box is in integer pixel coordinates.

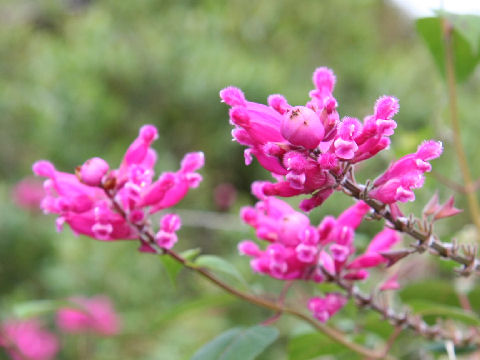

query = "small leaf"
[
  {"left": 160, "top": 256, "right": 183, "bottom": 286},
  {"left": 195, "top": 255, "right": 245, "bottom": 284},
  {"left": 408, "top": 300, "right": 480, "bottom": 326},
  {"left": 439, "top": 12, "right": 480, "bottom": 54},
  {"left": 191, "top": 325, "right": 279, "bottom": 360},
  {"left": 160, "top": 248, "right": 201, "bottom": 286}
]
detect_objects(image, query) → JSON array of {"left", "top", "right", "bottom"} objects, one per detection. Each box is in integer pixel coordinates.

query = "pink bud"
[
  {"left": 79, "top": 157, "right": 109, "bottom": 186},
  {"left": 380, "top": 273, "right": 400, "bottom": 291},
  {"left": 374, "top": 96, "right": 399, "bottom": 120},
  {"left": 220, "top": 87, "right": 246, "bottom": 106},
  {"left": 281, "top": 106, "right": 324, "bottom": 149},
  {"left": 139, "top": 125, "right": 158, "bottom": 143},
  {"left": 32, "top": 160, "right": 55, "bottom": 178}
]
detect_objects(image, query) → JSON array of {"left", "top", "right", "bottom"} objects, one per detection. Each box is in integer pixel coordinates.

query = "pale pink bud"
[
  {"left": 220, "top": 86, "right": 246, "bottom": 106},
  {"left": 281, "top": 106, "right": 324, "bottom": 149},
  {"left": 268, "top": 94, "right": 290, "bottom": 114},
  {"left": 160, "top": 213, "right": 181, "bottom": 232},
  {"left": 79, "top": 157, "right": 109, "bottom": 186},
  {"left": 374, "top": 96, "right": 399, "bottom": 120},
  {"left": 155, "top": 230, "right": 178, "bottom": 249}
]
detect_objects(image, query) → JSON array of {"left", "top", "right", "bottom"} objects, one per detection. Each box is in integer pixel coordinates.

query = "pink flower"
[
  {"left": 221, "top": 67, "right": 400, "bottom": 211},
  {"left": 12, "top": 178, "right": 45, "bottom": 211},
  {"left": 369, "top": 140, "right": 443, "bottom": 204},
  {"left": 57, "top": 296, "right": 120, "bottom": 336},
  {"left": 308, "top": 293, "right": 347, "bottom": 322},
  {"left": 33, "top": 125, "right": 204, "bottom": 248},
  {"left": 0, "top": 319, "right": 59, "bottom": 360}
]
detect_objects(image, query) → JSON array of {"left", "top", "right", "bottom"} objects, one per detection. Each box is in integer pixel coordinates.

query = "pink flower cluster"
[
  {"left": 239, "top": 189, "right": 400, "bottom": 322},
  {"left": 220, "top": 67, "right": 401, "bottom": 211},
  {"left": 57, "top": 295, "right": 120, "bottom": 336},
  {"left": 33, "top": 125, "right": 204, "bottom": 249},
  {"left": 0, "top": 319, "right": 58, "bottom": 360}
]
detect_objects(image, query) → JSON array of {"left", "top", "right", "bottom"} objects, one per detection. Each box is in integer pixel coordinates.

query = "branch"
[
  {"left": 322, "top": 268, "right": 480, "bottom": 347},
  {"left": 333, "top": 172, "right": 480, "bottom": 275},
  {"left": 104, "top": 188, "right": 390, "bottom": 360}
]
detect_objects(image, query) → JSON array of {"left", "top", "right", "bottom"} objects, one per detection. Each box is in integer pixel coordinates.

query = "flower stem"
[{"left": 442, "top": 18, "right": 480, "bottom": 240}]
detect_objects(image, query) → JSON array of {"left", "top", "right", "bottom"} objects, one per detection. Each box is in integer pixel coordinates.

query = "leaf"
[
  {"left": 194, "top": 255, "right": 245, "bottom": 284},
  {"left": 191, "top": 325, "right": 279, "bottom": 360},
  {"left": 287, "top": 332, "right": 346, "bottom": 360},
  {"left": 160, "top": 248, "right": 200, "bottom": 286},
  {"left": 416, "top": 16, "right": 479, "bottom": 82},
  {"left": 439, "top": 12, "right": 480, "bottom": 54},
  {"left": 408, "top": 300, "right": 480, "bottom": 326}
]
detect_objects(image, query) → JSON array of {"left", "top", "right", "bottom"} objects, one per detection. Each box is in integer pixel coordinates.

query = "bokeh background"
[{"left": 1, "top": 0, "right": 480, "bottom": 359}]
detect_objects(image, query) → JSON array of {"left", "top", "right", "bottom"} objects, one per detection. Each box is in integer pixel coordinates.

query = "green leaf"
[
  {"left": 287, "top": 332, "right": 346, "bottom": 360},
  {"left": 191, "top": 325, "right": 279, "bottom": 360},
  {"left": 408, "top": 300, "right": 480, "bottom": 326},
  {"left": 438, "top": 12, "right": 480, "bottom": 54},
  {"left": 160, "top": 248, "right": 201, "bottom": 286},
  {"left": 194, "top": 255, "right": 245, "bottom": 284},
  {"left": 416, "top": 16, "right": 479, "bottom": 82}
]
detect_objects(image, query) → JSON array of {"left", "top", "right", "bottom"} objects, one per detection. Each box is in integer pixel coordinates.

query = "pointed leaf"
[
  {"left": 191, "top": 325, "right": 278, "bottom": 360},
  {"left": 160, "top": 248, "right": 200, "bottom": 286}
]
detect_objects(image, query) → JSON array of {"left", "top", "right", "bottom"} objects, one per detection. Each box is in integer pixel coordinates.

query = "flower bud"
[
  {"left": 281, "top": 106, "right": 324, "bottom": 149},
  {"left": 79, "top": 158, "right": 109, "bottom": 186}
]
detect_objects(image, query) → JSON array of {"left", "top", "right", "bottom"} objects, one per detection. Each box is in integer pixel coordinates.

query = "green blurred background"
[{"left": 1, "top": 0, "right": 479, "bottom": 359}]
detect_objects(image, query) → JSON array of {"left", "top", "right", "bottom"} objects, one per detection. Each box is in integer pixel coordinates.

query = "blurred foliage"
[{"left": 1, "top": 0, "right": 480, "bottom": 359}]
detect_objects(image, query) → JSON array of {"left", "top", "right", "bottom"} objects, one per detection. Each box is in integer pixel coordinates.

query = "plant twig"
[
  {"left": 103, "top": 188, "right": 391, "bottom": 360},
  {"left": 333, "top": 172, "right": 480, "bottom": 275},
  {"left": 322, "top": 269, "right": 480, "bottom": 347},
  {"left": 442, "top": 18, "right": 480, "bottom": 240}
]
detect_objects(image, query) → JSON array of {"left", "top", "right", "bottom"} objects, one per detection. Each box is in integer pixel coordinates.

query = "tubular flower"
[
  {"left": 238, "top": 188, "right": 402, "bottom": 322},
  {"left": 33, "top": 125, "right": 204, "bottom": 248},
  {"left": 0, "top": 319, "right": 59, "bottom": 360},
  {"left": 221, "top": 67, "right": 400, "bottom": 211},
  {"left": 57, "top": 296, "right": 121, "bottom": 336}
]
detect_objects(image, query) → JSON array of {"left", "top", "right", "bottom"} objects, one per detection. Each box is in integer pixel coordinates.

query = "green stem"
[{"left": 442, "top": 18, "right": 480, "bottom": 240}]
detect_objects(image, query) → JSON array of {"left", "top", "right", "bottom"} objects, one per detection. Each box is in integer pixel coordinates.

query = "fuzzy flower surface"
[{"left": 33, "top": 125, "right": 204, "bottom": 249}]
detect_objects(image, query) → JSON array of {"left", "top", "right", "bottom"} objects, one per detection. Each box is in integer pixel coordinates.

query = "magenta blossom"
[
  {"left": 221, "top": 67, "right": 399, "bottom": 211},
  {"left": 57, "top": 295, "right": 120, "bottom": 336},
  {"left": 308, "top": 293, "right": 347, "bottom": 323},
  {"left": 0, "top": 319, "right": 59, "bottom": 360},
  {"left": 33, "top": 125, "right": 204, "bottom": 248}
]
